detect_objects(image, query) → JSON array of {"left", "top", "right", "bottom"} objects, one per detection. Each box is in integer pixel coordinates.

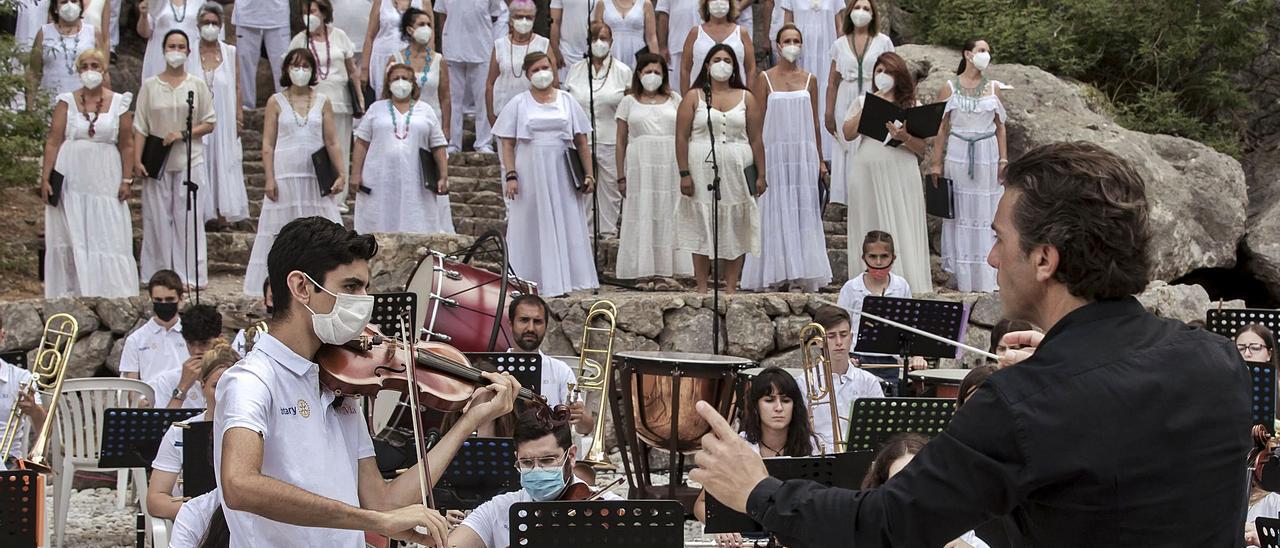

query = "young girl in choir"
[
  {"left": 931, "top": 37, "right": 1009, "bottom": 293},
  {"left": 675, "top": 43, "right": 763, "bottom": 294},
  {"left": 592, "top": 0, "right": 659, "bottom": 69},
  {"left": 486, "top": 0, "right": 552, "bottom": 153},
  {"left": 679, "top": 0, "right": 756, "bottom": 93},
  {"left": 842, "top": 51, "right": 932, "bottom": 293},
  {"left": 615, "top": 52, "right": 692, "bottom": 284},
  {"left": 741, "top": 23, "right": 832, "bottom": 293},
  {"left": 196, "top": 3, "right": 249, "bottom": 227},
  {"left": 565, "top": 22, "right": 633, "bottom": 237},
  {"left": 863, "top": 433, "right": 990, "bottom": 548},
  {"left": 836, "top": 230, "right": 923, "bottom": 392},
  {"left": 826, "top": 0, "right": 893, "bottom": 205}
]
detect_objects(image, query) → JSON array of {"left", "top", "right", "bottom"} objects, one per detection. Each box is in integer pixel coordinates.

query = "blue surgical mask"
[{"left": 520, "top": 467, "right": 567, "bottom": 501}]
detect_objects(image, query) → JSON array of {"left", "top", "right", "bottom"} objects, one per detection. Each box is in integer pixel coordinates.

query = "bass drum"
[{"left": 404, "top": 252, "right": 537, "bottom": 354}]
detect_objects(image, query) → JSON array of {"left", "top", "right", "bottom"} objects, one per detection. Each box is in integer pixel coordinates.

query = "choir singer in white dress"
[
  {"left": 28, "top": 0, "right": 104, "bottom": 103},
  {"left": 564, "top": 22, "right": 632, "bottom": 237},
  {"left": 195, "top": 3, "right": 249, "bottom": 225},
  {"left": 495, "top": 51, "right": 599, "bottom": 298},
  {"left": 351, "top": 63, "right": 454, "bottom": 235},
  {"left": 485, "top": 0, "right": 551, "bottom": 154},
  {"left": 390, "top": 7, "right": 451, "bottom": 134},
  {"left": 42, "top": 49, "right": 140, "bottom": 299},
  {"left": 826, "top": 0, "right": 893, "bottom": 205}
]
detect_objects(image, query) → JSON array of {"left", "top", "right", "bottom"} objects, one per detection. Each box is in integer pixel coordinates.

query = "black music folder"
[
  {"left": 311, "top": 147, "right": 339, "bottom": 196},
  {"left": 925, "top": 174, "right": 955, "bottom": 218},
  {"left": 420, "top": 147, "right": 444, "bottom": 194},
  {"left": 46, "top": 170, "right": 64, "bottom": 207},
  {"left": 856, "top": 93, "right": 946, "bottom": 145},
  {"left": 140, "top": 135, "right": 171, "bottom": 177}
]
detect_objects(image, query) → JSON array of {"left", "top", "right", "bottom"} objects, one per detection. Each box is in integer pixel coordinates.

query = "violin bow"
[{"left": 397, "top": 311, "right": 437, "bottom": 510}]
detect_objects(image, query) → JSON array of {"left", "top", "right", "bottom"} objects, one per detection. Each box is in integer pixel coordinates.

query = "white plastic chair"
[{"left": 49, "top": 377, "right": 154, "bottom": 548}]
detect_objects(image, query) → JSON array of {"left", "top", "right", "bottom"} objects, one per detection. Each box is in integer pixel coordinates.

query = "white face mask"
[
  {"left": 389, "top": 79, "right": 414, "bottom": 99},
  {"left": 529, "top": 69, "right": 554, "bottom": 90},
  {"left": 199, "top": 24, "right": 220, "bottom": 42},
  {"left": 512, "top": 17, "right": 534, "bottom": 34},
  {"left": 289, "top": 67, "right": 312, "bottom": 87},
  {"left": 709, "top": 60, "right": 734, "bottom": 82},
  {"left": 971, "top": 51, "right": 991, "bottom": 71},
  {"left": 874, "top": 72, "right": 894, "bottom": 92},
  {"left": 304, "top": 14, "right": 322, "bottom": 32},
  {"left": 780, "top": 44, "right": 801, "bottom": 63},
  {"left": 591, "top": 40, "right": 611, "bottom": 59},
  {"left": 413, "top": 25, "right": 433, "bottom": 45},
  {"left": 640, "top": 72, "right": 664, "bottom": 92},
  {"left": 708, "top": 0, "right": 730, "bottom": 18},
  {"left": 849, "top": 8, "right": 872, "bottom": 28},
  {"left": 164, "top": 51, "right": 188, "bottom": 69},
  {"left": 301, "top": 273, "right": 374, "bottom": 346},
  {"left": 58, "top": 2, "right": 81, "bottom": 22},
  {"left": 79, "top": 69, "right": 103, "bottom": 90}
]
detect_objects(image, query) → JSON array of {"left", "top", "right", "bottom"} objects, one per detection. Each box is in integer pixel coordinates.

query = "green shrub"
[{"left": 0, "top": 32, "right": 49, "bottom": 189}]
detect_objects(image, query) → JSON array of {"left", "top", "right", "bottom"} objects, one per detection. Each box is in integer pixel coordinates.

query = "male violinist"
[
  {"left": 447, "top": 407, "right": 621, "bottom": 548},
  {"left": 216, "top": 216, "right": 522, "bottom": 547}
]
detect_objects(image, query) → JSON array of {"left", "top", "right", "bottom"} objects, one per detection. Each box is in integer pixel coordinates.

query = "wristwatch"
[
  {"left": 171, "top": 387, "right": 186, "bottom": 401},
  {"left": 679, "top": 170, "right": 691, "bottom": 178}
]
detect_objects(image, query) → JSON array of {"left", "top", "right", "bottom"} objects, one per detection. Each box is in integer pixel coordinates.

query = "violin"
[{"left": 559, "top": 477, "right": 625, "bottom": 501}]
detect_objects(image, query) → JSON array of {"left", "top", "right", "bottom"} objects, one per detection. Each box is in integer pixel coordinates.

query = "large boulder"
[
  {"left": 95, "top": 298, "right": 143, "bottom": 335},
  {"left": 725, "top": 298, "right": 775, "bottom": 361},
  {"left": 900, "top": 45, "right": 1249, "bottom": 283},
  {"left": 44, "top": 298, "right": 101, "bottom": 336},
  {"left": 658, "top": 306, "right": 722, "bottom": 353},
  {"left": 367, "top": 233, "right": 476, "bottom": 293},
  {"left": 1135, "top": 281, "right": 1244, "bottom": 324},
  {"left": 0, "top": 301, "right": 43, "bottom": 350},
  {"left": 65, "top": 331, "right": 115, "bottom": 380}
]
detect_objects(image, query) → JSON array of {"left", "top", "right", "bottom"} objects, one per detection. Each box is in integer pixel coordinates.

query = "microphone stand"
[
  {"left": 183, "top": 90, "right": 200, "bottom": 304},
  {"left": 587, "top": 19, "right": 601, "bottom": 294},
  {"left": 704, "top": 79, "right": 722, "bottom": 355}
]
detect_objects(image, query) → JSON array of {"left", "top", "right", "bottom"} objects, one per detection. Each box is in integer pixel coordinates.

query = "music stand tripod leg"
[{"left": 668, "top": 369, "right": 682, "bottom": 502}]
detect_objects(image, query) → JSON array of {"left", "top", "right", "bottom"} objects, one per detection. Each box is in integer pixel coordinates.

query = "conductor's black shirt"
[{"left": 746, "top": 298, "right": 1251, "bottom": 547}]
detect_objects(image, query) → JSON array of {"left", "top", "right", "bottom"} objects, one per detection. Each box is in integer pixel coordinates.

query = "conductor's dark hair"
[
  {"left": 628, "top": 52, "right": 670, "bottom": 96},
  {"left": 399, "top": 7, "right": 432, "bottom": 43},
  {"left": 1003, "top": 142, "right": 1151, "bottom": 301},
  {"left": 691, "top": 43, "right": 748, "bottom": 92},
  {"left": 162, "top": 29, "right": 191, "bottom": 50},
  {"left": 280, "top": 48, "right": 320, "bottom": 88},
  {"left": 513, "top": 408, "right": 573, "bottom": 451},
  {"left": 267, "top": 217, "right": 377, "bottom": 320},
  {"left": 861, "top": 432, "right": 928, "bottom": 489},
  {"left": 955, "top": 38, "right": 992, "bottom": 74},
  {"left": 741, "top": 367, "right": 818, "bottom": 457},
  {"left": 812, "top": 306, "right": 852, "bottom": 331},
  {"left": 180, "top": 304, "right": 223, "bottom": 344},
  {"left": 508, "top": 294, "right": 549, "bottom": 322}
]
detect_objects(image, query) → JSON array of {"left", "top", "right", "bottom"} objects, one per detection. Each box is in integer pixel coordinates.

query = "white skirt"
[
  {"left": 45, "top": 140, "right": 140, "bottom": 298},
  {"left": 616, "top": 135, "right": 693, "bottom": 279},
  {"left": 244, "top": 174, "right": 342, "bottom": 296},
  {"left": 676, "top": 140, "right": 760, "bottom": 259},
  {"left": 940, "top": 132, "right": 1002, "bottom": 292},
  {"left": 203, "top": 123, "right": 249, "bottom": 221},
  {"left": 505, "top": 139, "right": 599, "bottom": 297},
  {"left": 586, "top": 143, "right": 621, "bottom": 237},
  {"left": 846, "top": 139, "right": 931, "bottom": 293}
]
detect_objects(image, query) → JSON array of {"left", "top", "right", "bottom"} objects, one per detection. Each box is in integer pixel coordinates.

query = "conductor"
[{"left": 690, "top": 142, "right": 1252, "bottom": 547}]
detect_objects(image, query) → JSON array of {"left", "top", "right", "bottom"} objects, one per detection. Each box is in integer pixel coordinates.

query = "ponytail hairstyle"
[{"left": 955, "top": 38, "right": 991, "bottom": 74}]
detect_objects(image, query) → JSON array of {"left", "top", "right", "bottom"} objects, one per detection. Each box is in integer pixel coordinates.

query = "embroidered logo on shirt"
[
  {"left": 298, "top": 399, "right": 311, "bottom": 419},
  {"left": 280, "top": 406, "right": 297, "bottom": 416}
]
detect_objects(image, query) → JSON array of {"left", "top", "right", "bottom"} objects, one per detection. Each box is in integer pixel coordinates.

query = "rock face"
[
  {"left": 366, "top": 233, "right": 477, "bottom": 293},
  {"left": 899, "top": 44, "right": 1249, "bottom": 283}
]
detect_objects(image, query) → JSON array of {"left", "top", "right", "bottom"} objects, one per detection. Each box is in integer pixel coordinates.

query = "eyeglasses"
[
  {"left": 1239, "top": 343, "right": 1269, "bottom": 354},
  {"left": 514, "top": 448, "right": 568, "bottom": 472}
]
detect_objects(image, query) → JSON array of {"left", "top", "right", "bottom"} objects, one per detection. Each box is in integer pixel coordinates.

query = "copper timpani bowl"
[{"left": 616, "top": 351, "right": 752, "bottom": 453}]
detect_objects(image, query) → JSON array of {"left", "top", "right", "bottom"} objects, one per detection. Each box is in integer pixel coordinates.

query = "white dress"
[
  {"left": 845, "top": 96, "right": 932, "bottom": 292},
  {"left": 354, "top": 99, "right": 454, "bottom": 234},
  {"left": 493, "top": 91, "right": 599, "bottom": 297},
  {"left": 14, "top": 0, "right": 50, "bottom": 52},
  {"left": 687, "top": 24, "right": 745, "bottom": 88},
  {"left": 391, "top": 48, "right": 445, "bottom": 122},
  {"left": 676, "top": 90, "right": 760, "bottom": 259},
  {"left": 601, "top": 0, "right": 645, "bottom": 68},
  {"left": 369, "top": 0, "right": 424, "bottom": 96},
  {"left": 781, "top": 0, "right": 842, "bottom": 157},
  {"left": 829, "top": 32, "right": 894, "bottom": 205},
  {"left": 45, "top": 92, "right": 140, "bottom": 298},
  {"left": 289, "top": 27, "right": 358, "bottom": 183},
  {"left": 654, "top": 0, "right": 698, "bottom": 82},
  {"left": 941, "top": 79, "right": 1006, "bottom": 293},
  {"left": 244, "top": 93, "right": 343, "bottom": 296},
  {"left": 492, "top": 34, "right": 550, "bottom": 118},
  {"left": 615, "top": 93, "right": 692, "bottom": 279},
  {"left": 38, "top": 22, "right": 97, "bottom": 96},
  {"left": 199, "top": 41, "right": 249, "bottom": 221},
  {"left": 741, "top": 73, "right": 831, "bottom": 292},
  {"left": 141, "top": 0, "right": 202, "bottom": 79},
  {"left": 332, "top": 0, "right": 372, "bottom": 53},
  {"left": 564, "top": 56, "right": 632, "bottom": 236}
]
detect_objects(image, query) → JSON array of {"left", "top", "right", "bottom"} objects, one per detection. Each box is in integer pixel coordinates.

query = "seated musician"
[
  {"left": 835, "top": 231, "right": 927, "bottom": 392},
  {"left": 693, "top": 367, "right": 819, "bottom": 547},
  {"left": 986, "top": 318, "right": 1036, "bottom": 365},
  {"left": 149, "top": 304, "right": 224, "bottom": 410},
  {"left": 231, "top": 278, "right": 272, "bottom": 357},
  {"left": 956, "top": 365, "right": 997, "bottom": 407},
  {"left": 863, "top": 433, "right": 989, "bottom": 548},
  {"left": 798, "top": 306, "right": 884, "bottom": 453},
  {"left": 147, "top": 342, "right": 237, "bottom": 520},
  {"left": 449, "top": 406, "right": 622, "bottom": 548},
  {"left": 120, "top": 270, "right": 191, "bottom": 389},
  {"left": 0, "top": 318, "right": 47, "bottom": 470},
  {"left": 215, "top": 216, "right": 521, "bottom": 546},
  {"left": 169, "top": 486, "right": 226, "bottom": 548}
]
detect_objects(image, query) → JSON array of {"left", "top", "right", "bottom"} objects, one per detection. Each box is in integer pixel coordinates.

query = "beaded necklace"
[
  {"left": 200, "top": 42, "right": 222, "bottom": 99},
  {"left": 169, "top": 0, "right": 187, "bottom": 23},
  {"left": 588, "top": 56, "right": 613, "bottom": 93},
  {"left": 309, "top": 31, "right": 332, "bottom": 80},
  {"left": 507, "top": 35, "right": 533, "bottom": 79},
  {"left": 401, "top": 46, "right": 433, "bottom": 88},
  {"left": 56, "top": 23, "right": 81, "bottom": 76},
  {"left": 951, "top": 75, "right": 990, "bottom": 113},
  {"left": 77, "top": 90, "right": 104, "bottom": 138},
  {"left": 287, "top": 91, "right": 314, "bottom": 127},
  {"left": 388, "top": 99, "right": 414, "bottom": 140}
]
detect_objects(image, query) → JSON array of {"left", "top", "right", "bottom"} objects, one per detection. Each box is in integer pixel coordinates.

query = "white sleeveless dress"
[
  {"left": 829, "top": 32, "right": 894, "bottom": 205},
  {"left": 369, "top": 0, "right": 424, "bottom": 96},
  {"left": 38, "top": 22, "right": 97, "bottom": 96},
  {"left": 200, "top": 41, "right": 249, "bottom": 221},
  {"left": 244, "top": 93, "right": 342, "bottom": 296},
  {"left": 492, "top": 34, "right": 550, "bottom": 119},
  {"left": 45, "top": 91, "right": 140, "bottom": 298},
  {"left": 142, "top": 0, "right": 202, "bottom": 79},
  {"left": 940, "top": 79, "right": 1007, "bottom": 293},
  {"left": 687, "top": 24, "right": 745, "bottom": 88},
  {"left": 676, "top": 90, "right": 760, "bottom": 259},
  {"left": 615, "top": 93, "right": 692, "bottom": 279},
  {"left": 602, "top": 0, "right": 645, "bottom": 68},
  {"left": 781, "top": 0, "right": 842, "bottom": 157},
  {"left": 742, "top": 73, "right": 832, "bottom": 292}
]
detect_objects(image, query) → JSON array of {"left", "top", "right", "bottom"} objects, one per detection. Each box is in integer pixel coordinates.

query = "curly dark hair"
[
  {"left": 1003, "top": 142, "right": 1151, "bottom": 301},
  {"left": 180, "top": 304, "right": 223, "bottom": 344},
  {"left": 513, "top": 406, "right": 573, "bottom": 451},
  {"left": 267, "top": 217, "right": 377, "bottom": 320}
]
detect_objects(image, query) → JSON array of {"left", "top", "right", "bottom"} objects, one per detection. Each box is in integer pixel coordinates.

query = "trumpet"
[
  {"left": 243, "top": 320, "right": 268, "bottom": 353},
  {"left": 800, "top": 322, "right": 843, "bottom": 454},
  {"left": 0, "top": 313, "right": 78, "bottom": 472},
  {"left": 569, "top": 300, "right": 618, "bottom": 470}
]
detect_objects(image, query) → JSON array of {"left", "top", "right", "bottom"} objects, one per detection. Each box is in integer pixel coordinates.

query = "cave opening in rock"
[{"left": 1174, "top": 262, "right": 1279, "bottom": 309}]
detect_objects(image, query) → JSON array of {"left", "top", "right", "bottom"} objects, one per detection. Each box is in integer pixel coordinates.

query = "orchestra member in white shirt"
[
  {"left": 149, "top": 303, "right": 223, "bottom": 410},
  {"left": 797, "top": 306, "right": 884, "bottom": 453}
]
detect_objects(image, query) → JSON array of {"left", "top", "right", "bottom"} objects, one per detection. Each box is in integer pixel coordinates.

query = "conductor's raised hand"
[
  {"left": 689, "top": 400, "right": 768, "bottom": 513},
  {"left": 998, "top": 330, "right": 1044, "bottom": 367},
  {"left": 469, "top": 371, "right": 520, "bottom": 421}
]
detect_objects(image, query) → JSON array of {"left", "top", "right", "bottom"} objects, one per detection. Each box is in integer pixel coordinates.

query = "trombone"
[
  {"left": 0, "top": 313, "right": 77, "bottom": 472},
  {"left": 800, "top": 322, "right": 843, "bottom": 454},
  {"left": 569, "top": 300, "right": 617, "bottom": 470}
]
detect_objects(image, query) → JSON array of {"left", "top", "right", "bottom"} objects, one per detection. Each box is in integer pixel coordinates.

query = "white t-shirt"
[
  {"left": 654, "top": 0, "right": 700, "bottom": 55},
  {"left": 794, "top": 361, "right": 884, "bottom": 454},
  {"left": 152, "top": 416, "right": 207, "bottom": 497},
  {"left": 213, "top": 333, "right": 375, "bottom": 548},
  {"left": 148, "top": 367, "right": 208, "bottom": 411},
  {"left": 459, "top": 475, "right": 622, "bottom": 548},
  {"left": 232, "top": 0, "right": 289, "bottom": 28},
  {"left": 119, "top": 318, "right": 190, "bottom": 385},
  {"left": 170, "top": 487, "right": 222, "bottom": 548},
  {"left": 1249, "top": 492, "right": 1280, "bottom": 530},
  {"left": 836, "top": 272, "right": 912, "bottom": 355},
  {"left": 0, "top": 359, "right": 40, "bottom": 462},
  {"left": 550, "top": 0, "right": 594, "bottom": 64},
  {"left": 436, "top": 0, "right": 506, "bottom": 63}
]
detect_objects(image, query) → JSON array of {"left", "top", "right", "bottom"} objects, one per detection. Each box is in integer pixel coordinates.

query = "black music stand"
[
  {"left": 509, "top": 499, "right": 684, "bottom": 547},
  {"left": 1249, "top": 361, "right": 1278, "bottom": 433},
  {"left": 432, "top": 437, "right": 519, "bottom": 510},
  {"left": 845, "top": 397, "right": 957, "bottom": 452},
  {"left": 1206, "top": 308, "right": 1280, "bottom": 339},
  {"left": 0, "top": 351, "right": 27, "bottom": 369},
  {"left": 464, "top": 353, "right": 543, "bottom": 396},
  {"left": 370, "top": 292, "right": 419, "bottom": 333},
  {"left": 856, "top": 297, "right": 970, "bottom": 386},
  {"left": 1258, "top": 516, "right": 1280, "bottom": 548},
  {"left": 704, "top": 451, "right": 875, "bottom": 534},
  {"left": 97, "top": 408, "right": 204, "bottom": 468},
  {"left": 0, "top": 469, "right": 42, "bottom": 547},
  {"left": 181, "top": 421, "right": 216, "bottom": 498}
]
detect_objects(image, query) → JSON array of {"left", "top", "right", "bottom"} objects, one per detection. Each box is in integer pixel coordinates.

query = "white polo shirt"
[
  {"left": 119, "top": 318, "right": 190, "bottom": 385},
  {"left": 794, "top": 361, "right": 885, "bottom": 454},
  {"left": 148, "top": 367, "right": 208, "bottom": 411},
  {"left": 0, "top": 358, "right": 40, "bottom": 462},
  {"left": 153, "top": 415, "right": 207, "bottom": 497},
  {"left": 836, "top": 272, "right": 913, "bottom": 357},
  {"left": 170, "top": 487, "right": 222, "bottom": 548},
  {"left": 213, "top": 333, "right": 374, "bottom": 548},
  {"left": 459, "top": 475, "right": 622, "bottom": 548}
]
